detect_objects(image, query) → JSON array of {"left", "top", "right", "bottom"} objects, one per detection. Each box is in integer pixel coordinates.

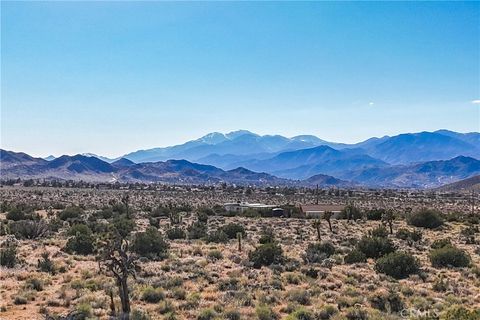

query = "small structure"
[
  {"left": 224, "top": 202, "right": 277, "bottom": 213},
  {"left": 271, "top": 208, "right": 285, "bottom": 217},
  {"left": 300, "top": 204, "right": 345, "bottom": 219}
]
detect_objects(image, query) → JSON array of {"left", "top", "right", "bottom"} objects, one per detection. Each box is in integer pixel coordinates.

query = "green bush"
[
  {"left": 249, "top": 242, "right": 284, "bottom": 268},
  {"left": 58, "top": 206, "right": 84, "bottom": 221},
  {"left": 112, "top": 215, "right": 136, "bottom": 238},
  {"left": 304, "top": 242, "right": 335, "bottom": 263},
  {"left": 221, "top": 223, "right": 246, "bottom": 239},
  {"left": 188, "top": 222, "right": 208, "bottom": 239},
  {"left": 407, "top": 209, "right": 443, "bottom": 229},
  {"left": 375, "top": 251, "right": 420, "bottom": 279},
  {"left": 431, "top": 238, "right": 452, "bottom": 249},
  {"left": 37, "top": 252, "right": 55, "bottom": 274},
  {"left": 344, "top": 249, "right": 367, "bottom": 264},
  {"left": 132, "top": 227, "right": 169, "bottom": 260},
  {"left": 166, "top": 227, "right": 186, "bottom": 240},
  {"left": 255, "top": 305, "right": 279, "bottom": 320},
  {"left": 223, "top": 309, "right": 241, "bottom": 320},
  {"left": 430, "top": 246, "right": 470, "bottom": 268},
  {"left": 259, "top": 228, "right": 276, "bottom": 244},
  {"left": 205, "top": 230, "right": 229, "bottom": 243},
  {"left": 197, "top": 308, "right": 217, "bottom": 320},
  {"left": 9, "top": 220, "right": 49, "bottom": 239},
  {"left": 65, "top": 224, "right": 95, "bottom": 255},
  {"left": 396, "top": 228, "right": 422, "bottom": 243},
  {"left": 366, "top": 209, "right": 384, "bottom": 221},
  {"left": 141, "top": 286, "right": 165, "bottom": 303},
  {"left": 0, "top": 246, "right": 17, "bottom": 268},
  {"left": 286, "top": 307, "right": 314, "bottom": 320},
  {"left": 316, "top": 305, "right": 338, "bottom": 320},
  {"left": 441, "top": 305, "right": 480, "bottom": 320},
  {"left": 208, "top": 250, "right": 223, "bottom": 260},
  {"left": 356, "top": 236, "right": 395, "bottom": 259},
  {"left": 6, "top": 208, "right": 28, "bottom": 221},
  {"left": 370, "top": 225, "right": 389, "bottom": 238}
]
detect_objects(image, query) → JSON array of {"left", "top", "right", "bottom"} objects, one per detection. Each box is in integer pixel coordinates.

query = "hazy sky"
[{"left": 1, "top": 1, "right": 479, "bottom": 158}]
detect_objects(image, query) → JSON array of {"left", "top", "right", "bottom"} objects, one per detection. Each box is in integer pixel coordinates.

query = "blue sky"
[{"left": 1, "top": 1, "right": 479, "bottom": 158}]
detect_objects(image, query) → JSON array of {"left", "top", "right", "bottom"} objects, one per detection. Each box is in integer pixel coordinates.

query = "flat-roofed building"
[{"left": 300, "top": 204, "right": 345, "bottom": 219}]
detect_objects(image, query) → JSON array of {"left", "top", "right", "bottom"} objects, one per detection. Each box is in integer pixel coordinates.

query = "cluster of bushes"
[
  {"left": 65, "top": 224, "right": 95, "bottom": 255},
  {"left": 407, "top": 209, "right": 444, "bottom": 229},
  {"left": 303, "top": 242, "right": 335, "bottom": 263},
  {"left": 375, "top": 251, "right": 420, "bottom": 279},
  {"left": 132, "top": 227, "right": 169, "bottom": 260},
  {"left": 430, "top": 242, "right": 470, "bottom": 268},
  {"left": 249, "top": 229, "right": 284, "bottom": 268}
]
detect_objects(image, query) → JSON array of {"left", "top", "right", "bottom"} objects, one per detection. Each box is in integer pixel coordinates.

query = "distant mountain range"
[
  {"left": 436, "top": 175, "right": 480, "bottom": 192},
  {"left": 2, "top": 129, "right": 479, "bottom": 188}
]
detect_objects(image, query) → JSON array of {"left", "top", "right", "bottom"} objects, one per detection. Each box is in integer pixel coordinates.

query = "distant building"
[
  {"left": 300, "top": 204, "right": 345, "bottom": 219},
  {"left": 224, "top": 202, "right": 277, "bottom": 213}
]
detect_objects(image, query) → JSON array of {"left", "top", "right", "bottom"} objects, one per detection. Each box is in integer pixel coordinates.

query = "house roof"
[{"left": 300, "top": 204, "right": 345, "bottom": 213}]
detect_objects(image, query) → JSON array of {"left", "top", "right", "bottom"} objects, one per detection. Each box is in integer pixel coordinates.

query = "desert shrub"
[
  {"left": 218, "top": 278, "right": 240, "bottom": 291},
  {"left": 316, "top": 305, "right": 338, "bottom": 320},
  {"left": 152, "top": 205, "right": 170, "bottom": 218},
  {"left": 141, "top": 286, "right": 165, "bottom": 303},
  {"left": 223, "top": 309, "right": 241, "bottom": 320},
  {"left": 25, "top": 277, "right": 44, "bottom": 291},
  {"left": 288, "top": 289, "right": 311, "bottom": 305},
  {"left": 256, "top": 305, "right": 279, "bottom": 320},
  {"left": 340, "top": 205, "right": 363, "bottom": 220},
  {"left": 441, "top": 305, "right": 480, "bottom": 320},
  {"left": 304, "top": 242, "right": 335, "bottom": 263},
  {"left": 132, "top": 227, "right": 169, "bottom": 260},
  {"left": 407, "top": 209, "right": 443, "bottom": 229},
  {"left": 9, "top": 220, "right": 49, "bottom": 239},
  {"left": 0, "top": 244, "right": 17, "bottom": 268},
  {"left": 197, "top": 308, "right": 217, "bottom": 320},
  {"left": 396, "top": 228, "right": 422, "bottom": 243},
  {"left": 131, "top": 309, "right": 151, "bottom": 320},
  {"left": 166, "top": 227, "right": 186, "bottom": 240},
  {"left": 208, "top": 250, "right": 223, "bottom": 260},
  {"left": 460, "top": 225, "right": 478, "bottom": 244},
  {"left": 249, "top": 242, "right": 284, "bottom": 268},
  {"left": 37, "top": 252, "right": 55, "bottom": 274},
  {"left": 259, "top": 228, "right": 275, "bottom": 244},
  {"left": 75, "top": 302, "right": 92, "bottom": 319},
  {"left": 65, "top": 224, "right": 95, "bottom": 255},
  {"left": 356, "top": 236, "right": 395, "bottom": 259},
  {"left": 344, "top": 249, "right": 367, "bottom": 264},
  {"left": 286, "top": 307, "right": 314, "bottom": 320},
  {"left": 13, "top": 296, "right": 27, "bottom": 305},
  {"left": 6, "top": 208, "right": 27, "bottom": 221},
  {"left": 431, "top": 238, "right": 452, "bottom": 249},
  {"left": 188, "top": 222, "right": 208, "bottom": 239},
  {"left": 370, "top": 225, "right": 389, "bottom": 238},
  {"left": 112, "top": 215, "right": 136, "bottom": 238},
  {"left": 366, "top": 209, "right": 384, "bottom": 221},
  {"left": 157, "top": 300, "right": 175, "bottom": 314},
  {"left": 221, "top": 223, "right": 246, "bottom": 239},
  {"left": 369, "top": 290, "right": 404, "bottom": 312},
  {"left": 430, "top": 246, "right": 470, "bottom": 268},
  {"left": 344, "top": 307, "right": 368, "bottom": 320},
  {"left": 196, "top": 210, "right": 210, "bottom": 223},
  {"left": 375, "top": 251, "right": 420, "bottom": 279},
  {"left": 205, "top": 230, "right": 229, "bottom": 243},
  {"left": 58, "top": 206, "right": 84, "bottom": 221}
]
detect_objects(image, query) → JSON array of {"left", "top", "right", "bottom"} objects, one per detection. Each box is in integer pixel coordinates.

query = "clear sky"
[{"left": 1, "top": 1, "right": 479, "bottom": 158}]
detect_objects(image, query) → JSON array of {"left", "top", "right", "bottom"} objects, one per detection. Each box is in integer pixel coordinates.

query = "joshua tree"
[
  {"left": 313, "top": 219, "right": 322, "bottom": 241},
  {"left": 237, "top": 232, "right": 242, "bottom": 252},
  {"left": 99, "top": 236, "right": 137, "bottom": 319},
  {"left": 382, "top": 209, "right": 395, "bottom": 234},
  {"left": 324, "top": 211, "right": 333, "bottom": 232},
  {"left": 121, "top": 194, "right": 130, "bottom": 219}
]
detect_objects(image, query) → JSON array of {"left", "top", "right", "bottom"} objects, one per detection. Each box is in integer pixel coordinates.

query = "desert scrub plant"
[
  {"left": 9, "top": 219, "right": 49, "bottom": 239},
  {"left": 368, "top": 290, "right": 404, "bottom": 313},
  {"left": 197, "top": 308, "right": 217, "bottom": 320},
  {"left": 131, "top": 309, "right": 151, "bottom": 320},
  {"left": 407, "top": 208, "right": 443, "bottom": 229},
  {"left": 256, "top": 304, "right": 279, "bottom": 320},
  {"left": 375, "top": 251, "right": 420, "bottom": 279},
  {"left": 65, "top": 224, "right": 95, "bottom": 255},
  {"left": 430, "top": 245, "right": 470, "bottom": 268},
  {"left": 223, "top": 309, "right": 241, "bottom": 320},
  {"left": 37, "top": 252, "right": 56, "bottom": 274},
  {"left": 286, "top": 307, "right": 314, "bottom": 320},
  {"left": 132, "top": 227, "right": 169, "bottom": 260},
  {"left": 396, "top": 228, "right": 422, "bottom": 244},
  {"left": 369, "top": 225, "right": 389, "bottom": 238},
  {"left": 188, "top": 221, "right": 208, "bottom": 239},
  {"left": 25, "top": 277, "right": 44, "bottom": 291},
  {"left": 303, "top": 241, "right": 335, "bottom": 263},
  {"left": 221, "top": 223, "right": 246, "bottom": 239},
  {"left": 316, "top": 305, "right": 338, "bottom": 320},
  {"left": 166, "top": 227, "right": 186, "bottom": 240},
  {"left": 249, "top": 242, "right": 284, "bottom": 268},
  {"left": 205, "top": 229, "right": 229, "bottom": 243},
  {"left": 344, "top": 249, "right": 367, "bottom": 264},
  {"left": 356, "top": 236, "right": 395, "bottom": 259},
  {"left": 58, "top": 206, "right": 84, "bottom": 221},
  {"left": 140, "top": 286, "right": 165, "bottom": 303},
  {"left": 287, "top": 289, "right": 311, "bottom": 305},
  {"left": 0, "top": 236, "right": 18, "bottom": 268},
  {"left": 441, "top": 305, "right": 480, "bottom": 320},
  {"left": 431, "top": 238, "right": 452, "bottom": 249}
]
